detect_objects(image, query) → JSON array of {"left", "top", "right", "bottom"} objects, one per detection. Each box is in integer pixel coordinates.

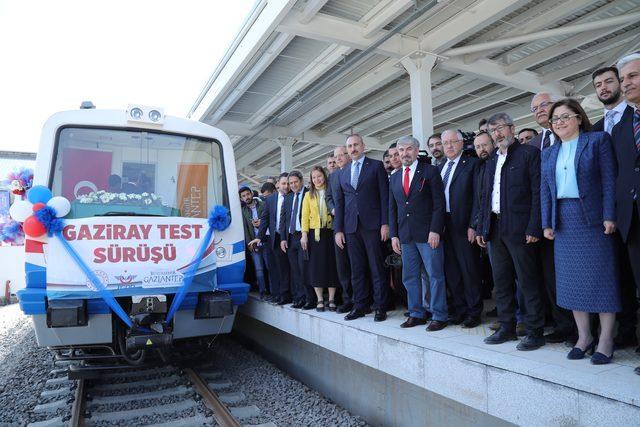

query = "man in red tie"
[{"left": 389, "top": 136, "right": 448, "bottom": 331}]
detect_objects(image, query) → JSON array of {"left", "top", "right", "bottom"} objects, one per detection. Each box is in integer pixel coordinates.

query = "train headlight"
[
  {"left": 148, "top": 110, "right": 162, "bottom": 122},
  {"left": 215, "top": 246, "right": 227, "bottom": 259},
  {"left": 130, "top": 107, "right": 144, "bottom": 120}
]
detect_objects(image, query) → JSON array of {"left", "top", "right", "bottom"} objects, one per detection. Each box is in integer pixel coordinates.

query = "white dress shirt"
[
  {"left": 603, "top": 100, "right": 628, "bottom": 134},
  {"left": 402, "top": 160, "right": 419, "bottom": 187},
  {"left": 440, "top": 154, "right": 461, "bottom": 213},
  {"left": 539, "top": 128, "right": 556, "bottom": 147},
  {"left": 491, "top": 150, "right": 508, "bottom": 214}
]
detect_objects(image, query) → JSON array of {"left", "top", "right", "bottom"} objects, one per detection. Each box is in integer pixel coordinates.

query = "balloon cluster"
[
  {"left": 2, "top": 168, "right": 34, "bottom": 196},
  {"left": 9, "top": 185, "right": 70, "bottom": 237}
]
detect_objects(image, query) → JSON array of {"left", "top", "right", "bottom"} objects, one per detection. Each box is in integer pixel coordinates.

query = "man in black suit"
[
  {"left": 591, "top": 65, "right": 638, "bottom": 350},
  {"left": 250, "top": 173, "right": 291, "bottom": 304},
  {"left": 279, "top": 170, "right": 315, "bottom": 309},
  {"left": 527, "top": 92, "right": 576, "bottom": 345},
  {"left": 326, "top": 146, "right": 353, "bottom": 313},
  {"left": 334, "top": 134, "right": 390, "bottom": 322},
  {"left": 611, "top": 53, "right": 640, "bottom": 375},
  {"left": 389, "top": 136, "right": 448, "bottom": 331},
  {"left": 440, "top": 130, "right": 482, "bottom": 328},
  {"left": 477, "top": 112, "right": 546, "bottom": 351}
]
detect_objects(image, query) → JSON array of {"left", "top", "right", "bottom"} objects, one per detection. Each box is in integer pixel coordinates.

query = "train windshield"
[{"left": 50, "top": 127, "right": 226, "bottom": 219}]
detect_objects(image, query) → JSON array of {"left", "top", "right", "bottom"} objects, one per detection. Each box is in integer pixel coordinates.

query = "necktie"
[
  {"left": 634, "top": 109, "right": 640, "bottom": 152},
  {"left": 403, "top": 167, "right": 410, "bottom": 196},
  {"left": 289, "top": 193, "right": 299, "bottom": 234},
  {"left": 605, "top": 110, "right": 616, "bottom": 134},
  {"left": 442, "top": 161, "right": 454, "bottom": 188},
  {"left": 542, "top": 130, "right": 551, "bottom": 149},
  {"left": 351, "top": 161, "right": 360, "bottom": 188}
]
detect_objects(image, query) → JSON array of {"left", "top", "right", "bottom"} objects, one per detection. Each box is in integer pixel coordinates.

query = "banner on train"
[{"left": 45, "top": 216, "right": 215, "bottom": 294}]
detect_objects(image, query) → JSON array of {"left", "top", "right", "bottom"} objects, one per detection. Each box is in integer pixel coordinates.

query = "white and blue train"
[{"left": 17, "top": 103, "right": 249, "bottom": 367}]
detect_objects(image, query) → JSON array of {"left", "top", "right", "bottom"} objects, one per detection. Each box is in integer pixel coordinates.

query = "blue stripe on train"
[{"left": 19, "top": 251, "right": 248, "bottom": 315}]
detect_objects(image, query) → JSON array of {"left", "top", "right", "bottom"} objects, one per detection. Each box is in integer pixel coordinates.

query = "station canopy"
[{"left": 188, "top": 0, "right": 640, "bottom": 183}]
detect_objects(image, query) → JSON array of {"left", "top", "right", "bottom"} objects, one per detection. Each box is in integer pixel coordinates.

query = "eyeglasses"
[
  {"left": 549, "top": 114, "right": 579, "bottom": 124},
  {"left": 531, "top": 101, "right": 552, "bottom": 114},
  {"left": 442, "top": 139, "right": 463, "bottom": 146},
  {"left": 488, "top": 124, "right": 512, "bottom": 134}
]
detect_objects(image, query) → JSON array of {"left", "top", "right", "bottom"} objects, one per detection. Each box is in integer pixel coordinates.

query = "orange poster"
[{"left": 176, "top": 164, "right": 208, "bottom": 218}]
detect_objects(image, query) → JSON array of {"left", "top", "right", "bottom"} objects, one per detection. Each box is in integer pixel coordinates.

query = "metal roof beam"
[
  {"left": 299, "top": 0, "right": 329, "bottom": 24},
  {"left": 361, "top": 0, "right": 415, "bottom": 39},
  {"left": 215, "top": 120, "right": 290, "bottom": 138},
  {"left": 189, "top": 0, "right": 297, "bottom": 121}
]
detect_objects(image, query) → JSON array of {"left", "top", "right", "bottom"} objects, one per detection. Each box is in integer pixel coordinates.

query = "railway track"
[{"left": 30, "top": 365, "right": 273, "bottom": 427}]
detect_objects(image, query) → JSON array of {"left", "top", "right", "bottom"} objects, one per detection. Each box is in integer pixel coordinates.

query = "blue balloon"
[{"left": 27, "top": 185, "right": 53, "bottom": 204}]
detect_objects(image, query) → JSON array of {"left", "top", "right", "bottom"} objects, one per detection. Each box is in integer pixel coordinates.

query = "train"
[{"left": 16, "top": 103, "right": 250, "bottom": 369}]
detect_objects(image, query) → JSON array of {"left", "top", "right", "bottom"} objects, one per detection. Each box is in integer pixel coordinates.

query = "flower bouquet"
[{"left": 78, "top": 190, "right": 163, "bottom": 206}]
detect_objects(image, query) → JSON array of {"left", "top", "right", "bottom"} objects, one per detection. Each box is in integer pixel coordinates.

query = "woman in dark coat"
[{"left": 540, "top": 98, "right": 620, "bottom": 364}]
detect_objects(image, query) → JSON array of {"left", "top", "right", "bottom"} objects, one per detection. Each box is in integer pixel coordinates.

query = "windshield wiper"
[{"left": 96, "top": 212, "right": 164, "bottom": 217}]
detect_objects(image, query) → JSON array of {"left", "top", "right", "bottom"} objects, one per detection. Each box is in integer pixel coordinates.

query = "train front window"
[{"left": 50, "top": 128, "right": 226, "bottom": 219}]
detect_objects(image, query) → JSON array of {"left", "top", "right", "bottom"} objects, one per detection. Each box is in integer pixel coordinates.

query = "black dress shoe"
[
  {"left": 426, "top": 320, "right": 447, "bottom": 331},
  {"left": 291, "top": 301, "right": 305, "bottom": 309},
  {"left": 449, "top": 315, "right": 465, "bottom": 325},
  {"left": 591, "top": 351, "right": 614, "bottom": 365},
  {"left": 461, "top": 317, "right": 481, "bottom": 328},
  {"left": 374, "top": 310, "right": 387, "bottom": 322},
  {"left": 336, "top": 302, "right": 353, "bottom": 313},
  {"left": 344, "top": 309, "right": 366, "bottom": 321},
  {"left": 484, "top": 327, "right": 517, "bottom": 344},
  {"left": 544, "top": 330, "right": 572, "bottom": 343},
  {"left": 567, "top": 341, "right": 596, "bottom": 360},
  {"left": 400, "top": 317, "right": 427, "bottom": 328},
  {"left": 516, "top": 334, "right": 545, "bottom": 351},
  {"left": 485, "top": 307, "right": 498, "bottom": 317},
  {"left": 302, "top": 302, "right": 316, "bottom": 310},
  {"left": 277, "top": 298, "right": 292, "bottom": 306}
]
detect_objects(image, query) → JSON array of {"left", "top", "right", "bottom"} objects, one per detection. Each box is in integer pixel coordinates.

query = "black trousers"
[
  {"left": 333, "top": 231, "right": 352, "bottom": 304},
  {"left": 444, "top": 216, "right": 482, "bottom": 319},
  {"left": 625, "top": 208, "right": 640, "bottom": 327},
  {"left": 272, "top": 233, "right": 291, "bottom": 300},
  {"left": 488, "top": 215, "right": 545, "bottom": 333},
  {"left": 539, "top": 238, "right": 575, "bottom": 333},
  {"left": 287, "top": 233, "right": 315, "bottom": 303},
  {"left": 346, "top": 223, "right": 388, "bottom": 311}
]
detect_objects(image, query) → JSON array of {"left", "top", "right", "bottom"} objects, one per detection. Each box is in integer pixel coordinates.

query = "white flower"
[
  {"left": 119, "top": 192, "right": 127, "bottom": 198},
  {"left": 151, "top": 194, "right": 158, "bottom": 200},
  {"left": 135, "top": 194, "right": 142, "bottom": 200},
  {"left": 96, "top": 190, "right": 105, "bottom": 195},
  {"left": 141, "top": 192, "right": 148, "bottom": 197},
  {"left": 100, "top": 194, "right": 110, "bottom": 203},
  {"left": 144, "top": 198, "right": 152, "bottom": 205},
  {"left": 127, "top": 194, "right": 136, "bottom": 199}
]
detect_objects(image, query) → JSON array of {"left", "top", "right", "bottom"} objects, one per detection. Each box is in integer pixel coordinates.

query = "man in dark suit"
[
  {"left": 477, "top": 112, "right": 546, "bottom": 351},
  {"left": 439, "top": 130, "right": 482, "bottom": 328},
  {"left": 334, "top": 134, "right": 390, "bottom": 322},
  {"left": 279, "top": 170, "right": 315, "bottom": 309},
  {"left": 591, "top": 65, "right": 638, "bottom": 349},
  {"left": 527, "top": 92, "right": 577, "bottom": 344},
  {"left": 326, "top": 146, "right": 353, "bottom": 313},
  {"left": 611, "top": 53, "right": 640, "bottom": 375},
  {"left": 389, "top": 136, "right": 447, "bottom": 331},
  {"left": 250, "top": 173, "right": 291, "bottom": 304}
]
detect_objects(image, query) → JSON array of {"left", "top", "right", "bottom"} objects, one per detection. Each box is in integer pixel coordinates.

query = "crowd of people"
[{"left": 240, "top": 53, "right": 640, "bottom": 374}]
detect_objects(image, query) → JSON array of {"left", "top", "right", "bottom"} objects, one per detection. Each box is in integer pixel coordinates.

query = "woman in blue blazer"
[{"left": 540, "top": 98, "right": 621, "bottom": 365}]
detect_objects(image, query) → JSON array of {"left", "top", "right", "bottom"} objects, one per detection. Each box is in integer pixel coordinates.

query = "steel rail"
[
  {"left": 184, "top": 368, "right": 242, "bottom": 427},
  {"left": 69, "top": 378, "right": 86, "bottom": 427}
]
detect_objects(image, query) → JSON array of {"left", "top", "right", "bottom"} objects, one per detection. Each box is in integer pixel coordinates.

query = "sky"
[{"left": 0, "top": 0, "right": 256, "bottom": 153}]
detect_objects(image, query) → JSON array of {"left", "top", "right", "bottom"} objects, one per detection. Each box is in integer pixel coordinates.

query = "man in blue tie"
[{"left": 334, "top": 134, "right": 390, "bottom": 321}]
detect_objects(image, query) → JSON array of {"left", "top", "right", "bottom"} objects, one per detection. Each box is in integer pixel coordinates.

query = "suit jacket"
[
  {"left": 472, "top": 159, "right": 488, "bottom": 231},
  {"left": 438, "top": 155, "right": 479, "bottom": 235},
  {"left": 541, "top": 132, "right": 617, "bottom": 230},
  {"left": 257, "top": 192, "right": 283, "bottom": 249},
  {"left": 279, "top": 188, "right": 308, "bottom": 238},
  {"left": 325, "top": 170, "right": 341, "bottom": 214},
  {"left": 389, "top": 161, "right": 445, "bottom": 243},
  {"left": 530, "top": 133, "right": 544, "bottom": 150},
  {"left": 592, "top": 117, "right": 604, "bottom": 133},
  {"left": 242, "top": 199, "right": 265, "bottom": 245},
  {"left": 610, "top": 105, "right": 640, "bottom": 241},
  {"left": 477, "top": 141, "right": 542, "bottom": 242},
  {"left": 334, "top": 157, "right": 389, "bottom": 234}
]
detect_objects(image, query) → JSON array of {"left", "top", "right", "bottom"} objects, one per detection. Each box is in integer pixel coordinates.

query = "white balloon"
[
  {"left": 9, "top": 200, "right": 33, "bottom": 222},
  {"left": 47, "top": 196, "right": 71, "bottom": 218}
]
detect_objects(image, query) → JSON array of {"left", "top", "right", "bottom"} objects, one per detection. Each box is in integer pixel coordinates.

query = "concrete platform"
[{"left": 235, "top": 295, "right": 640, "bottom": 426}]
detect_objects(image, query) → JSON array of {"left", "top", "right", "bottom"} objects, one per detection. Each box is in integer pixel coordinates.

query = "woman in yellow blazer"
[{"left": 301, "top": 166, "right": 339, "bottom": 311}]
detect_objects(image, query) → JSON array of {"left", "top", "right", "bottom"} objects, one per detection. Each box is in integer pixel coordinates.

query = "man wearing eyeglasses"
[
  {"left": 528, "top": 93, "right": 578, "bottom": 346},
  {"left": 476, "top": 113, "right": 546, "bottom": 351}
]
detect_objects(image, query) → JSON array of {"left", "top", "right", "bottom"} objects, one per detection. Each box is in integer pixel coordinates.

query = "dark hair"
[
  {"left": 308, "top": 166, "right": 328, "bottom": 199},
  {"left": 288, "top": 170, "right": 303, "bottom": 181},
  {"left": 517, "top": 128, "right": 539, "bottom": 136},
  {"left": 382, "top": 150, "right": 390, "bottom": 159},
  {"left": 427, "top": 133, "right": 441, "bottom": 144},
  {"left": 278, "top": 172, "right": 289, "bottom": 180},
  {"left": 260, "top": 182, "right": 276, "bottom": 194},
  {"left": 327, "top": 152, "right": 335, "bottom": 158},
  {"left": 478, "top": 118, "right": 488, "bottom": 128},
  {"left": 474, "top": 130, "right": 492, "bottom": 141},
  {"left": 238, "top": 185, "right": 252, "bottom": 196},
  {"left": 591, "top": 66, "right": 619, "bottom": 82},
  {"left": 548, "top": 98, "right": 591, "bottom": 134},
  {"left": 388, "top": 142, "right": 397, "bottom": 149}
]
